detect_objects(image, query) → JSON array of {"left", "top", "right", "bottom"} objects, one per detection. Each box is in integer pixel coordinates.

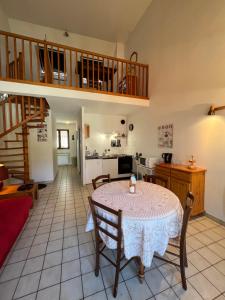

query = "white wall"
[
  {"left": 0, "top": 4, "right": 10, "bottom": 31},
  {"left": 125, "top": 0, "right": 225, "bottom": 221},
  {"left": 28, "top": 110, "right": 57, "bottom": 182},
  {"left": 8, "top": 19, "right": 116, "bottom": 56},
  {"left": 84, "top": 113, "right": 127, "bottom": 155},
  {"left": 56, "top": 122, "right": 77, "bottom": 165}
]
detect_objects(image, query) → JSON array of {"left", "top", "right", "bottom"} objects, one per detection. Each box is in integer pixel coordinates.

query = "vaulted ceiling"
[{"left": 1, "top": 0, "right": 152, "bottom": 42}]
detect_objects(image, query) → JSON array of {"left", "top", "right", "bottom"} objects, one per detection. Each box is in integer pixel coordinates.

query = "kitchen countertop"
[{"left": 85, "top": 154, "right": 132, "bottom": 160}]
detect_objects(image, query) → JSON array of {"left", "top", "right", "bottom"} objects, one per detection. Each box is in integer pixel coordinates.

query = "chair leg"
[
  {"left": 95, "top": 236, "right": 100, "bottom": 277},
  {"left": 184, "top": 242, "right": 188, "bottom": 267},
  {"left": 113, "top": 249, "right": 121, "bottom": 297},
  {"left": 180, "top": 250, "right": 187, "bottom": 290}
]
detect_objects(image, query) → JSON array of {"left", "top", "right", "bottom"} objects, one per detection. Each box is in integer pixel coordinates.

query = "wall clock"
[{"left": 129, "top": 124, "right": 134, "bottom": 131}]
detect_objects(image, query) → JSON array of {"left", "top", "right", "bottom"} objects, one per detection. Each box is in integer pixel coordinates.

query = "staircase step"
[
  {"left": 12, "top": 175, "right": 25, "bottom": 180},
  {"left": 15, "top": 132, "right": 30, "bottom": 136},
  {"left": 27, "top": 125, "right": 45, "bottom": 129},
  {"left": 0, "top": 160, "right": 24, "bottom": 163},
  {"left": 8, "top": 170, "right": 26, "bottom": 174},
  {"left": 0, "top": 154, "right": 24, "bottom": 157},
  {"left": 0, "top": 147, "right": 25, "bottom": 150},
  {"left": 4, "top": 140, "right": 23, "bottom": 143},
  {"left": 27, "top": 119, "right": 45, "bottom": 123},
  {"left": 7, "top": 166, "right": 24, "bottom": 169}
]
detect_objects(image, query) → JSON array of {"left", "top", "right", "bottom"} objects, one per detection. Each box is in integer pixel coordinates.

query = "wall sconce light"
[{"left": 208, "top": 105, "right": 225, "bottom": 115}]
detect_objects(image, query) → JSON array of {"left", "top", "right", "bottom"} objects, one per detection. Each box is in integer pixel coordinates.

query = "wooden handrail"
[
  {"left": 0, "top": 30, "right": 149, "bottom": 99},
  {"left": 0, "top": 30, "right": 148, "bottom": 67}
]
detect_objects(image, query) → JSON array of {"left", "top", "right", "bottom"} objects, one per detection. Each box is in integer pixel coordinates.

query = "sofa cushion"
[{"left": 0, "top": 196, "right": 32, "bottom": 267}]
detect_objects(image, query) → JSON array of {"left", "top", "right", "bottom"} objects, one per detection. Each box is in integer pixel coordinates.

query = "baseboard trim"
[{"left": 205, "top": 213, "right": 225, "bottom": 226}]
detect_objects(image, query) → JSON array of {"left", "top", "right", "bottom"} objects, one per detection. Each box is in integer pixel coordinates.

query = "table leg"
[{"left": 138, "top": 262, "right": 145, "bottom": 283}]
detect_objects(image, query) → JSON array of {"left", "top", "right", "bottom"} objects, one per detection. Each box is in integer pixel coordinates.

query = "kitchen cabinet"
[
  {"left": 155, "top": 163, "right": 206, "bottom": 216},
  {"left": 102, "top": 158, "right": 118, "bottom": 179},
  {"left": 85, "top": 159, "right": 102, "bottom": 184}
]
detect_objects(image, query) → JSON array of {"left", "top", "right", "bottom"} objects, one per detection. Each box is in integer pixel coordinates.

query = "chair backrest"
[
  {"left": 143, "top": 174, "right": 168, "bottom": 187},
  {"left": 88, "top": 196, "right": 122, "bottom": 244},
  {"left": 92, "top": 174, "right": 111, "bottom": 190},
  {"left": 180, "top": 192, "right": 194, "bottom": 247}
]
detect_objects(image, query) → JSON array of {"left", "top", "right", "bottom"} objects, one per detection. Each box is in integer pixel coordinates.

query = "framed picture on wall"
[
  {"left": 37, "top": 124, "right": 48, "bottom": 142},
  {"left": 158, "top": 124, "right": 173, "bottom": 148}
]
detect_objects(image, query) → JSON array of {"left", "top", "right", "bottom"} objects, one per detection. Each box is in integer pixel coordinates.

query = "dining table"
[{"left": 86, "top": 180, "right": 183, "bottom": 279}]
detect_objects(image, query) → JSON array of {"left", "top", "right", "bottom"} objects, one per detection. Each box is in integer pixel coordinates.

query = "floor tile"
[
  {"left": 33, "top": 233, "right": 49, "bottom": 245},
  {"left": 78, "top": 232, "right": 93, "bottom": 244},
  {"left": 0, "top": 261, "right": 25, "bottom": 282},
  {"left": 0, "top": 278, "right": 19, "bottom": 300},
  {"left": 84, "top": 290, "right": 107, "bottom": 300},
  {"left": 173, "top": 281, "right": 202, "bottom": 300},
  {"left": 101, "top": 265, "right": 123, "bottom": 288},
  {"left": 187, "top": 236, "right": 204, "bottom": 250},
  {"left": 15, "top": 237, "right": 34, "bottom": 250},
  {"left": 121, "top": 260, "right": 139, "bottom": 280},
  {"left": 214, "top": 260, "right": 225, "bottom": 276},
  {"left": 106, "top": 282, "right": 131, "bottom": 300},
  {"left": 49, "top": 230, "right": 64, "bottom": 241},
  {"left": 79, "top": 242, "right": 95, "bottom": 257},
  {"left": 62, "top": 246, "right": 79, "bottom": 263},
  {"left": 63, "top": 235, "right": 78, "bottom": 248},
  {"left": 36, "top": 284, "right": 60, "bottom": 300},
  {"left": 188, "top": 272, "right": 220, "bottom": 299},
  {"left": 60, "top": 276, "right": 83, "bottom": 300},
  {"left": 155, "top": 288, "right": 178, "bottom": 299},
  {"left": 158, "top": 263, "right": 181, "bottom": 286},
  {"left": 28, "top": 242, "right": 47, "bottom": 259},
  {"left": 188, "top": 251, "right": 211, "bottom": 271},
  {"left": 43, "top": 251, "right": 62, "bottom": 269},
  {"left": 17, "top": 293, "right": 37, "bottom": 300},
  {"left": 197, "top": 247, "right": 221, "bottom": 264},
  {"left": 39, "top": 265, "right": 61, "bottom": 290},
  {"left": 22, "top": 256, "right": 44, "bottom": 275},
  {"left": 208, "top": 243, "right": 225, "bottom": 259},
  {"left": 46, "top": 239, "right": 63, "bottom": 254},
  {"left": 8, "top": 248, "right": 30, "bottom": 264},
  {"left": 125, "top": 276, "right": 152, "bottom": 300},
  {"left": 62, "top": 259, "right": 81, "bottom": 281},
  {"left": 80, "top": 255, "right": 95, "bottom": 274},
  {"left": 202, "top": 266, "right": 225, "bottom": 293},
  {"left": 145, "top": 268, "right": 169, "bottom": 295},
  {"left": 82, "top": 271, "right": 104, "bottom": 297},
  {"left": 195, "top": 232, "right": 214, "bottom": 246},
  {"left": 14, "top": 272, "right": 41, "bottom": 299}
]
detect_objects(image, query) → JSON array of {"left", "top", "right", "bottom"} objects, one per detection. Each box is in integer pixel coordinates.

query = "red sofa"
[{"left": 0, "top": 196, "right": 32, "bottom": 267}]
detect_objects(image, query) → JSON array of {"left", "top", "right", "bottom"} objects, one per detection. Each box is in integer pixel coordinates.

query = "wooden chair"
[
  {"left": 143, "top": 174, "right": 168, "bottom": 187},
  {"left": 88, "top": 196, "right": 136, "bottom": 297},
  {"left": 92, "top": 174, "right": 111, "bottom": 190},
  {"left": 154, "top": 192, "right": 195, "bottom": 290}
]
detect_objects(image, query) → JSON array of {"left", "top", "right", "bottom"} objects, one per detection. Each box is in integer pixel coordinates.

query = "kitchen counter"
[{"left": 85, "top": 154, "right": 131, "bottom": 160}]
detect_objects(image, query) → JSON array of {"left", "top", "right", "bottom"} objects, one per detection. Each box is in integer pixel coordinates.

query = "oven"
[{"left": 118, "top": 155, "right": 133, "bottom": 174}]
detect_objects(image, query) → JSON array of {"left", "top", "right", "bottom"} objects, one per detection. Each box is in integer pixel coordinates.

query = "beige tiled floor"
[{"left": 0, "top": 166, "right": 225, "bottom": 300}]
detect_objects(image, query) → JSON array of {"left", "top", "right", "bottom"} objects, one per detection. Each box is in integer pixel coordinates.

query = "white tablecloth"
[{"left": 86, "top": 181, "right": 183, "bottom": 267}]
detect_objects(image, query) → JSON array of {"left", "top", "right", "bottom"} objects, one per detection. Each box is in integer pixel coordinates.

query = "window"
[
  {"left": 57, "top": 129, "right": 69, "bottom": 149},
  {"left": 39, "top": 47, "right": 66, "bottom": 80}
]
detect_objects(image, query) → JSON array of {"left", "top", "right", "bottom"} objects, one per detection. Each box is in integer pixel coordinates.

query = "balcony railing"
[{"left": 0, "top": 30, "right": 149, "bottom": 99}]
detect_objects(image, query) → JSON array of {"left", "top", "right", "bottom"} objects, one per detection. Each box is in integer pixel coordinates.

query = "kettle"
[{"left": 162, "top": 153, "right": 172, "bottom": 164}]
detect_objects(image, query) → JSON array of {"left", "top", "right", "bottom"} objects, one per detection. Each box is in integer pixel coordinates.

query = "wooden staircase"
[{"left": 0, "top": 95, "right": 49, "bottom": 183}]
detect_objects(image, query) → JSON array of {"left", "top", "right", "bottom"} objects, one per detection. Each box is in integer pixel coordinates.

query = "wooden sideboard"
[{"left": 155, "top": 163, "right": 206, "bottom": 216}]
